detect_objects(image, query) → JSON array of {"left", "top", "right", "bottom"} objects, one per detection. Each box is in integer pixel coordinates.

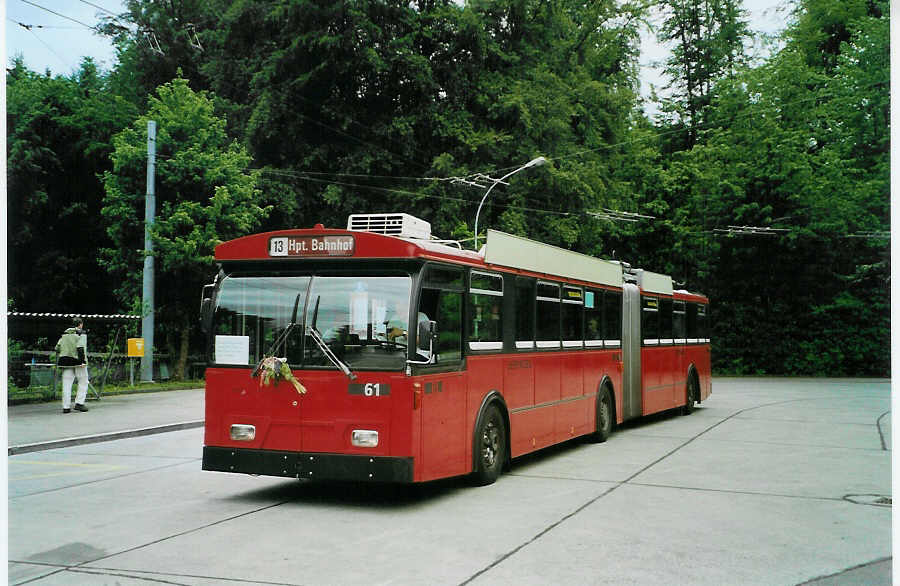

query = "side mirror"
[
  {"left": 409, "top": 320, "right": 437, "bottom": 366},
  {"left": 420, "top": 320, "right": 437, "bottom": 348},
  {"left": 199, "top": 283, "right": 215, "bottom": 334},
  {"left": 199, "top": 298, "right": 213, "bottom": 334}
]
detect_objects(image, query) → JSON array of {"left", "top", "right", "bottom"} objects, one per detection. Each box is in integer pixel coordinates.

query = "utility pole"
[{"left": 140, "top": 120, "right": 156, "bottom": 382}]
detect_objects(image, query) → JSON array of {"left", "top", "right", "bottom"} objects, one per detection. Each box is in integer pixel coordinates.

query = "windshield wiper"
[
  {"left": 252, "top": 292, "right": 302, "bottom": 378},
  {"left": 307, "top": 326, "right": 357, "bottom": 380},
  {"left": 308, "top": 295, "right": 356, "bottom": 380}
]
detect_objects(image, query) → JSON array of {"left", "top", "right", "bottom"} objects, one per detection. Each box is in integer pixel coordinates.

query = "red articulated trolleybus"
[{"left": 200, "top": 213, "right": 711, "bottom": 485}]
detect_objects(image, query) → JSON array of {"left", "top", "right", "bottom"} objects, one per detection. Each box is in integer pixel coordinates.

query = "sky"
[
  {"left": 5, "top": 0, "right": 792, "bottom": 103},
  {"left": 5, "top": 0, "right": 123, "bottom": 74}
]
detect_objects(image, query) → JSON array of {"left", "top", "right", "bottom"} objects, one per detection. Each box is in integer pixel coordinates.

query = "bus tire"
[
  {"left": 472, "top": 404, "right": 506, "bottom": 486},
  {"left": 682, "top": 371, "right": 699, "bottom": 415},
  {"left": 590, "top": 385, "right": 614, "bottom": 443}
]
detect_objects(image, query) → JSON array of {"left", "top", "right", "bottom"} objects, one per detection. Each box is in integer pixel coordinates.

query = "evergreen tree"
[{"left": 656, "top": 0, "right": 750, "bottom": 147}]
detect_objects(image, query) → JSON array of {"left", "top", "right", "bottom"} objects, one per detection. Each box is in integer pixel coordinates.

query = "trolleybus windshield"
[{"left": 212, "top": 274, "right": 412, "bottom": 371}]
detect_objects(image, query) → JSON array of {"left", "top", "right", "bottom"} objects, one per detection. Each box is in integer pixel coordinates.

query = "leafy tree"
[
  {"left": 7, "top": 57, "right": 137, "bottom": 313},
  {"left": 101, "top": 76, "right": 269, "bottom": 378},
  {"left": 789, "top": 0, "right": 884, "bottom": 73}
]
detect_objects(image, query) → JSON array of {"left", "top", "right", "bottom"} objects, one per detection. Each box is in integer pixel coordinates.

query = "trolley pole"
[{"left": 140, "top": 120, "right": 156, "bottom": 382}]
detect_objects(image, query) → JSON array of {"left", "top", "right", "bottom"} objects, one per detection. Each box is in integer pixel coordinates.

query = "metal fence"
[{"left": 8, "top": 350, "right": 206, "bottom": 403}]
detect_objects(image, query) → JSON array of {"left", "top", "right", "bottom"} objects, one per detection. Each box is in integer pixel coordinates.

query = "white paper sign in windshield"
[{"left": 215, "top": 335, "right": 250, "bottom": 365}]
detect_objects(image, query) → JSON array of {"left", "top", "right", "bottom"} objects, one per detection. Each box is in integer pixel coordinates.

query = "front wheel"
[{"left": 472, "top": 405, "right": 506, "bottom": 486}]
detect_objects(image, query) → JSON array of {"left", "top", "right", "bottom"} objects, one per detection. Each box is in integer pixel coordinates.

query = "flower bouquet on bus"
[
  {"left": 251, "top": 356, "right": 307, "bottom": 395},
  {"left": 249, "top": 306, "right": 308, "bottom": 395}
]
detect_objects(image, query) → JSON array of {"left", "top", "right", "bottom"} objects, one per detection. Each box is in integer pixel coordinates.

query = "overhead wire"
[
  {"left": 21, "top": 0, "right": 155, "bottom": 58},
  {"left": 133, "top": 143, "right": 885, "bottom": 241},
  {"left": 254, "top": 167, "right": 635, "bottom": 221},
  {"left": 9, "top": 18, "right": 74, "bottom": 70},
  {"left": 7, "top": 19, "right": 81, "bottom": 29},
  {"left": 214, "top": 163, "right": 578, "bottom": 222},
  {"left": 19, "top": 0, "right": 101, "bottom": 31},
  {"left": 77, "top": 0, "right": 136, "bottom": 35},
  {"left": 76, "top": 0, "right": 119, "bottom": 19}
]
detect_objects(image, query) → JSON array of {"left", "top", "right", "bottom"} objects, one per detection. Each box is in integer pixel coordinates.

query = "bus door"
[
  {"left": 418, "top": 369, "right": 466, "bottom": 480},
  {"left": 416, "top": 268, "right": 467, "bottom": 481}
]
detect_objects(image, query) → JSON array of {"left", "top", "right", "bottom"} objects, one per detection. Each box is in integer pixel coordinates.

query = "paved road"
[
  {"left": 7, "top": 378, "right": 891, "bottom": 585},
  {"left": 8, "top": 388, "right": 204, "bottom": 451}
]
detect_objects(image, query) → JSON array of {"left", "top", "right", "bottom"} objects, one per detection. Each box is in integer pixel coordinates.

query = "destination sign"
[{"left": 269, "top": 235, "right": 355, "bottom": 257}]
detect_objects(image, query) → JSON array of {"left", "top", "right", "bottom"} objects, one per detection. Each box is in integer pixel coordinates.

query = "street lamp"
[{"left": 473, "top": 156, "right": 546, "bottom": 249}]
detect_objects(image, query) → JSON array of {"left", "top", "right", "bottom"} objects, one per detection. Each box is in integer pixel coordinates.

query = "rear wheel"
[
  {"left": 473, "top": 405, "right": 506, "bottom": 486},
  {"left": 682, "top": 374, "right": 698, "bottom": 415},
  {"left": 590, "top": 385, "right": 613, "bottom": 443}
]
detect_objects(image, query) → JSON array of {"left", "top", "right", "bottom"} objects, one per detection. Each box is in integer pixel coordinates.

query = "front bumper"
[{"left": 202, "top": 446, "right": 414, "bottom": 483}]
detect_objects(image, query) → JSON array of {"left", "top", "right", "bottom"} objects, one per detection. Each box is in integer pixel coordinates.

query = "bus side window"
[
  {"left": 697, "top": 303, "right": 709, "bottom": 342},
  {"left": 686, "top": 303, "right": 698, "bottom": 343},
  {"left": 514, "top": 277, "right": 535, "bottom": 349},
  {"left": 642, "top": 296, "right": 659, "bottom": 345},
  {"left": 536, "top": 282, "right": 561, "bottom": 348},
  {"left": 604, "top": 290, "right": 621, "bottom": 348},
  {"left": 562, "top": 286, "right": 584, "bottom": 347},
  {"left": 673, "top": 300, "right": 686, "bottom": 343},
  {"left": 419, "top": 288, "right": 462, "bottom": 363},
  {"left": 584, "top": 289, "right": 603, "bottom": 348},
  {"left": 419, "top": 265, "right": 465, "bottom": 364},
  {"left": 659, "top": 298, "right": 673, "bottom": 345},
  {"left": 468, "top": 271, "right": 503, "bottom": 351}
]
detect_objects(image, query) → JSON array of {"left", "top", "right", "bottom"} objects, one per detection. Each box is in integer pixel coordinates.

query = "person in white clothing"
[{"left": 54, "top": 317, "right": 90, "bottom": 414}]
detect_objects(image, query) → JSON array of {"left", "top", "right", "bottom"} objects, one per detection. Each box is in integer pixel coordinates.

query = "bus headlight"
[
  {"left": 230, "top": 424, "right": 256, "bottom": 441},
  {"left": 351, "top": 430, "right": 379, "bottom": 447}
]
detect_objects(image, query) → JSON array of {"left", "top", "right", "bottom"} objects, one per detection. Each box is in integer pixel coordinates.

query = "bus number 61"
[{"left": 349, "top": 383, "right": 390, "bottom": 397}]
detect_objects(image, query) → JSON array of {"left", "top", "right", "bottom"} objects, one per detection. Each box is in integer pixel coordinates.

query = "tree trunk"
[{"left": 174, "top": 319, "right": 190, "bottom": 380}]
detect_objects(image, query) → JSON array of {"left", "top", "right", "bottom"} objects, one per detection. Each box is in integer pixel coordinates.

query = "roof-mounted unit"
[
  {"left": 634, "top": 269, "right": 674, "bottom": 295},
  {"left": 347, "top": 213, "right": 431, "bottom": 240}
]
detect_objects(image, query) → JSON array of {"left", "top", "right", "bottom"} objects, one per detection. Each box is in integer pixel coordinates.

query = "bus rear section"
[{"left": 621, "top": 270, "right": 711, "bottom": 418}]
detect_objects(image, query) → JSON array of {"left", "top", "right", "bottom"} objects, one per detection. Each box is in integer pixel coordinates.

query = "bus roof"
[
  {"left": 215, "top": 223, "right": 706, "bottom": 300},
  {"left": 484, "top": 229, "right": 623, "bottom": 288}
]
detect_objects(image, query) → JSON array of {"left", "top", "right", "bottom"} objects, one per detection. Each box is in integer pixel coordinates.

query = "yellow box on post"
[
  {"left": 127, "top": 338, "right": 145, "bottom": 358},
  {"left": 127, "top": 338, "right": 145, "bottom": 385}
]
